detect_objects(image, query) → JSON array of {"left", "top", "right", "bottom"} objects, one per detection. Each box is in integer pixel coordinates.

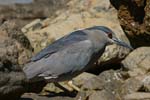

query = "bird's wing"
[
  {"left": 31, "top": 30, "right": 88, "bottom": 62},
  {"left": 23, "top": 40, "right": 93, "bottom": 81}
]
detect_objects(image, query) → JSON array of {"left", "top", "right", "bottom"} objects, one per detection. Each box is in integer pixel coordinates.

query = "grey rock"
[
  {"left": 81, "top": 76, "right": 104, "bottom": 91},
  {"left": 119, "top": 78, "right": 143, "bottom": 96},
  {"left": 76, "top": 70, "right": 123, "bottom": 100},
  {"left": 0, "top": 72, "right": 26, "bottom": 100},
  {"left": 98, "top": 70, "right": 123, "bottom": 93}
]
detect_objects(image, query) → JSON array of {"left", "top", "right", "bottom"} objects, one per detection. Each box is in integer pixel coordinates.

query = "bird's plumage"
[
  {"left": 24, "top": 39, "right": 94, "bottom": 82},
  {"left": 31, "top": 30, "right": 88, "bottom": 62},
  {"left": 23, "top": 29, "right": 107, "bottom": 82},
  {"left": 23, "top": 26, "right": 131, "bottom": 82}
]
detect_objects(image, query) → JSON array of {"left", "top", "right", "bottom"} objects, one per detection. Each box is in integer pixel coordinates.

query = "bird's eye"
[{"left": 107, "top": 32, "right": 112, "bottom": 39}]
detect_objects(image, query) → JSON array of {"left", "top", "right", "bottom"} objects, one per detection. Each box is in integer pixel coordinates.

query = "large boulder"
[{"left": 0, "top": 20, "right": 46, "bottom": 100}]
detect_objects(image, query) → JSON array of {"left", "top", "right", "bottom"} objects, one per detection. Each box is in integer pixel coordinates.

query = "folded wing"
[{"left": 31, "top": 30, "right": 88, "bottom": 62}]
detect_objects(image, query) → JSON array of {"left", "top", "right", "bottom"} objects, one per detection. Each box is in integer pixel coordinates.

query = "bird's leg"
[
  {"left": 54, "top": 82, "right": 72, "bottom": 92},
  {"left": 67, "top": 80, "right": 80, "bottom": 92},
  {"left": 54, "top": 81, "right": 80, "bottom": 92}
]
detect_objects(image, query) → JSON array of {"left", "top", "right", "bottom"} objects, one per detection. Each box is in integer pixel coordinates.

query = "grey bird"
[{"left": 23, "top": 26, "right": 132, "bottom": 85}]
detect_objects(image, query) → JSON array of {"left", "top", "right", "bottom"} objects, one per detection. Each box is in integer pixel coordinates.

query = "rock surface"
[
  {"left": 122, "top": 47, "right": 150, "bottom": 77},
  {"left": 110, "top": 0, "right": 150, "bottom": 48},
  {"left": 142, "top": 75, "right": 150, "bottom": 92},
  {"left": 124, "top": 92, "right": 150, "bottom": 100}
]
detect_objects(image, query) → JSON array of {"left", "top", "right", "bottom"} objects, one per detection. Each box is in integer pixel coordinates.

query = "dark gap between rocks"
[{"left": 87, "top": 63, "right": 122, "bottom": 75}]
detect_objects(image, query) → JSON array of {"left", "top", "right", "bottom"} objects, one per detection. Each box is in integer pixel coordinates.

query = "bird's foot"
[
  {"left": 67, "top": 80, "right": 80, "bottom": 92},
  {"left": 57, "top": 80, "right": 80, "bottom": 92}
]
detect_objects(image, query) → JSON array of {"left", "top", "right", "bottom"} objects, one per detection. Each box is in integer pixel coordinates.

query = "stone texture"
[
  {"left": 0, "top": 72, "right": 26, "bottom": 100},
  {"left": 110, "top": 0, "right": 150, "bottom": 48},
  {"left": 0, "top": 20, "right": 32, "bottom": 66},
  {"left": 124, "top": 92, "right": 150, "bottom": 100},
  {"left": 21, "top": 93, "right": 74, "bottom": 100},
  {"left": 119, "top": 78, "right": 143, "bottom": 96},
  {"left": 142, "top": 75, "right": 150, "bottom": 92},
  {"left": 81, "top": 76, "right": 103, "bottom": 91},
  {"left": 0, "top": 70, "right": 46, "bottom": 100},
  {"left": 98, "top": 70, "right": 123, "bottom": 92},
  {"left": 88, "top": 90, "right": 115, "bottom": 100},
  {"left": 73, "top": 72, "right": 99, "bottom": 88},
  {"left": 122, "top": 47, "right": 150, "bottom": 77},
  {"left": 76, "top": 70, "right": 123, "bottom": 100},
  {"left": 0, "top": 0, "right": 69, "bottom": 21}
]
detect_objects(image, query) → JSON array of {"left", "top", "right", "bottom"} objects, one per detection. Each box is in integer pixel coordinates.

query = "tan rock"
[
  {"left": 120, "top": 77, "right": 143, "bottom": 96},
  {"left": 142, "top": 75, "right": 150, "bottom": 92},
  {"left": 88, "top": 90, "right": 115, "bottom": 100},
  {"left": 124, "top": 92, "right": 150, "bottom": 100},
  {"left": 73, "top": 72, "right": 98, "bottom": 88},
  {"left": 122, "top": 47, "right": 150, "bottom": 77}
]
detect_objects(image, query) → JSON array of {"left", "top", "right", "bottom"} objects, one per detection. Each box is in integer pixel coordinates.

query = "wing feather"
[
  {"left": 31, "top": 30, "right": 88, "bottom": 62},
  {"left": 23, "top": 40, "right": 93, "bottom": 82}
]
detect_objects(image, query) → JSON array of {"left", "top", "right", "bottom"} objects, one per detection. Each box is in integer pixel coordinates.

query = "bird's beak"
[{"left": 112, "top": 37, "right": 133, "bottom": 50}]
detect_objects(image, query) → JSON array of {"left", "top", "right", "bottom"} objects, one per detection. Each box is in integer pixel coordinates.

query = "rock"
[
  {"left": 110, "top": 0, "right": 150, "bottom": 48},
  {"left": 98, "top": 70, "right": 123, "bottom": 93},
  {"left": 88, "top": 90, "right": 115, "bottom": 100},
  {"left": 124, "top": 92, "right": 150, "bottom": 100},
  {"left": 119, "top": 77, "right": 143, "bottom": 96},
  {"left": 0, "top": 0, "right": 71, "bottom": 50},
  {"left": 43, "top": 83, "right": 64, "bottom": 93},
  {"left": 76, "top": 70, "right": 123, "bottom": 100},
  {"left": 0, "top": 72, "right": 26, "bottom": 100},
  {"left": 73, "top": 72, "right": 99, "bottom": 88},
  {"left": 0, "top": 0, "right": 69, "bottom": 21},
  {"left": 0, "top": 69, "right": 46, "bottom": 100},
  {"left": 122, "top": 47, "right": 150, "bottom": 77},
  {"left": 22, "top": 19, "right": 42, "bottom": 33},
  {"left": 81, "top": 76, "right": 103, "bottom": 91},
  {"left": 0, "top": 20, "right": 32, "bottom": 66},
  {"left": 0, "top": 72, "right": 25, "bottom": 100},
  {"left": 0, "top": 18, "right": 45, "bottom": 100},
  {"left": 21, "top": 93, "right": 74, "bottom": 100},
  {"left": 77, "top": 90, "right": 115, "bottom": 100},
  {"left": 142, "top": 75, "right": 150, "bottom": 92}
]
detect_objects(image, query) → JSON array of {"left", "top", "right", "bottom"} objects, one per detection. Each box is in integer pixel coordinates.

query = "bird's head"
[{"left": 88, "top": 26, "right": 133, "bottom": 50}]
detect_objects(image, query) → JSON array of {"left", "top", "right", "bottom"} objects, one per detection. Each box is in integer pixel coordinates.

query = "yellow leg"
[{"left": 67, "top": 80, "right": 80, "bottom": 92}]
